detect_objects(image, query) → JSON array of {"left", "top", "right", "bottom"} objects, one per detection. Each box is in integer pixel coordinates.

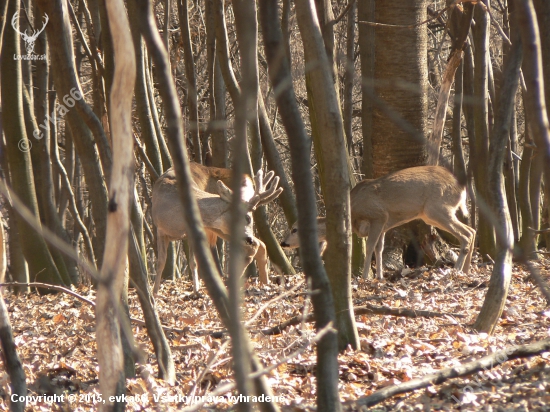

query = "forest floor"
[{"left": 1, "top": 254, "right": 549, "bottom": 411}]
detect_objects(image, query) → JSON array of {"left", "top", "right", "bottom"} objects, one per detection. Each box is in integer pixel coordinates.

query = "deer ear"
[{"left": 217, "top": 180, "right": 233, "bottom": 202}]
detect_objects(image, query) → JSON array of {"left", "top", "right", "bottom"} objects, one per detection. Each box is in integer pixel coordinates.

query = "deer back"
[
  {"left": 152, "top": 168, "right": 235, "bottom": 241},
  {"left": 190, "top": 162, "right": 254, "bottom": 200},
  {"left": 350, "top": 166, "right": 465, "bottom": 234}
]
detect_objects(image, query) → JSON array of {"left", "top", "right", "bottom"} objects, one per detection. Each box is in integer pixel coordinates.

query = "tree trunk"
[
  {"left": 259, "top": 2, "right": 342, "bottom": 410},
  {"left": 96, "top": 0, "right": 136, "bottom": 409},
  {"left": 533, "top": 0, "right": 550, "bottom": 248},
  {"left": 213, "top": 0, "right": 294, "bottom": 276},
  {"left": 128, "top": 229, "right": 175, "bottom": 383},
  {"left": 295, "top": 0, "right": 358, "bottom": 354},
  {"left": 517, "top": 0, "right": 550, "bottom": 249},
  {"left": 428, "top": 2, "right": 474, "bottom": 167},
  {"left": 473, "top": 19, "right": 521, "bottom": 333},
  {"left": 367, "top": 0, "right": 430, "bottom": 274},
  {"left": 230, "top": 0, "right": 262, "bottom": 405},
  {"left": 372, "top": 0, "right": 428, "bottom": 175},
  {"left": 358, "top": 0, "right": 375, "bottom": 179},
  {"left": 472, "top": 1, "right": 496, "bottom": 260}
]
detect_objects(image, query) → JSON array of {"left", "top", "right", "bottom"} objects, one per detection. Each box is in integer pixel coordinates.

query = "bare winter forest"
[{"left": 0, "top": 0, "right": 549, "bottom": 411}]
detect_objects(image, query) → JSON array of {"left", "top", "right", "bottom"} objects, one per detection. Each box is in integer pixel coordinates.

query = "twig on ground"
[
  {"left": 261, "top": 303, "right": 466, "bottom": 336},
  {"left": 345, "top": 338, "right": 550, "bottom": 409}
]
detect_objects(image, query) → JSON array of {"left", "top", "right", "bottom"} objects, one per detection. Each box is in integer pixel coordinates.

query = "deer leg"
[
  {"left": 252, "top": 238, "right": 268, "bottom": 284},
  {"left": 188, "top": 243, "right": 201, "bottom": 293},
  {"left": 153, "top": 231, "right": 170, "bottom": 296},
  {"left": 362, "top": 221, "right": 385, "bottom": 279},
  {"left": 424, "top": 211, "right": 475, "bottom": 274},
  {"left": 319, "top": 240, "right": 327, "bottom": 256},
  {"left": 374, "top": 232, "right": 386, "bottom": 280},
  {"left": 206, "top": 230, "right": 224, "bottom": 276},
  {"left": 460, "top": 224, "right": 476, "bottom": 273}
]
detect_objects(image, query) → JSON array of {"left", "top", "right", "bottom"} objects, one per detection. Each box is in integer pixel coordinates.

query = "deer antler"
[
  {"left": 248, "top": 170, "right": 283, "bottom": 211},
  {"left": 215, "top": 169, "right": 283, "bottom": 211}
]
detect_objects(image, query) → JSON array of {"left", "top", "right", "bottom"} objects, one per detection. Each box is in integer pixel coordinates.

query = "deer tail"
[{"left": 459, "top": 189, "right": 469, "bottom": 217}]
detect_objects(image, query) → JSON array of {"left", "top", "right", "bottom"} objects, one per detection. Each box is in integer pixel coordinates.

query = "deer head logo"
[{"left": 12, "top": 11, "right": 49, "bottom": 56}]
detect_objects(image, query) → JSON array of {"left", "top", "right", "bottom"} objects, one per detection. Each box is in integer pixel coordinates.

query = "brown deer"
[
  {"left": 189, "top": 163, "right": 270, "bottom": 283},
  {"left": 280, "top": 217, "right": 327, "bottom": 256},
  {"left": 152, "top": 164, "right": 282, "bottom": 294},
  {"left": 280, "top": 166, "right": 475, "bottom": 279}
]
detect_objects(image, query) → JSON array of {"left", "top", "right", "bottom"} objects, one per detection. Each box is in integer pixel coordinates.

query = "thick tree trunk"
[
  {"left": 371, "top": 0, "right": 428, "bottom": 175},
  {"left": 95, "top": 0, "right": 136, "bottom": 409},
  {"left": 358, "top": 0, "right": 375, "bottom": 179}
]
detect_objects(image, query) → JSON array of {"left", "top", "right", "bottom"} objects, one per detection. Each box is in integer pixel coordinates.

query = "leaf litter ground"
[{"left": 0, "top": 255, "right": 549, "bottom": 411}]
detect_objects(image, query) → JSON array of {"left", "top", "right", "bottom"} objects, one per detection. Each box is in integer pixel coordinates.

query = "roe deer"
[
  {"left": 152, "top": 165, "right": 282, "bottom": 294},
  {"left": 280, "top": 217, "right": 328, "bottom": 256},
  {"left": 280, "top": 166, "right": 475, "bottom": 279},
  {"left": 189, "top": 163, "right": 270, "bottom": 283}
]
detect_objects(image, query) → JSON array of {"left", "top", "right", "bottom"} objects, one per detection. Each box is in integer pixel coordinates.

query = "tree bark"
[
  {"left": 371, "top": 0, "right": 428, "bottom": 175},
  {"left": 95, "top": 0, "right": 136, "bottom": 409},
  {"left": 230, "top": 0, "right": 260, "bottom": 406},
  {"left": 358, "top": 0, "right": 375, "bottom": 179}
]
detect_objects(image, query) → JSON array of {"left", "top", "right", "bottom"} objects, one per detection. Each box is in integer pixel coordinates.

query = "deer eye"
[
  {"left": 245, "top": 215, "right": 252, "bottom": 225},
  {"left": 291, "top": 228, "right": 298, "bottom": 234}
]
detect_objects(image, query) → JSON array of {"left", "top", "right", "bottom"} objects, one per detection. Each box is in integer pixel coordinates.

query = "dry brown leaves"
[{"left": 0, "top": 255, "right": 549, "bottom": 411}]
